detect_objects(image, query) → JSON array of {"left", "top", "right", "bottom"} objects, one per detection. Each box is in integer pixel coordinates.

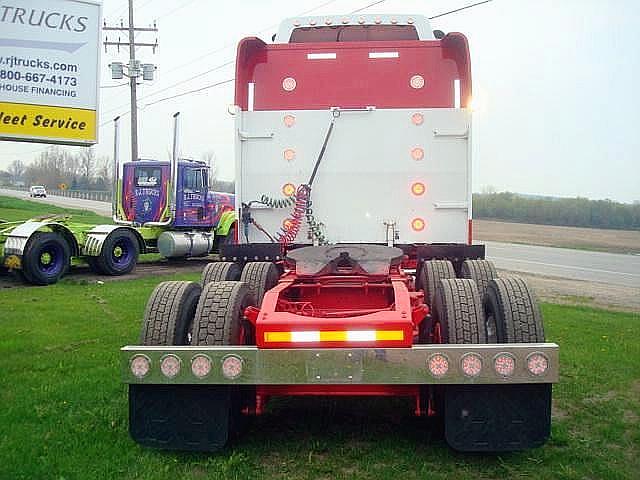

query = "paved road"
[
  {"left": 484, "top": 241, "right": 640, "bottom": 288},
  {"left": 0, "top": 188, "right": 111, "bottom": 217},
  {"left": 2, "top": 188, "right": 639, "bottom": 288}
]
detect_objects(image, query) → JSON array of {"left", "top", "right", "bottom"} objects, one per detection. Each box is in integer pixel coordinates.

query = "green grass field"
[
  {"left": 0, "top": 195, "right": 111, "bottom": 224},
  {"left": 0, "top": 274, "right": 638, "bottom": 480}
]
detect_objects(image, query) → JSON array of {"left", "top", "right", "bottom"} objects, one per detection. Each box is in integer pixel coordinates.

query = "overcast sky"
[{"left": 1, "top": 0, "right": 638, "bottom": 203}]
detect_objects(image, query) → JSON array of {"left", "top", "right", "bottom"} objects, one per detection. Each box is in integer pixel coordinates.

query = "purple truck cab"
[{"left": 122, "top": 160, "right": 234, "bottom": 228}]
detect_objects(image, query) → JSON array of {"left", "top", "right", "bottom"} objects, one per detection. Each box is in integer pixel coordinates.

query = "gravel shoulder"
[
  {"left": 475, "top": 219, "right": 640, "bottom": 255},
  {"left": 500, "top": 269, "right": 640, "bottom": 313}
]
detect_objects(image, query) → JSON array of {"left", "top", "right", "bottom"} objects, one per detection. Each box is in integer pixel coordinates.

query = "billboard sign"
[{"left": 0, "top": 0, "right": 101, "bottom": 146}]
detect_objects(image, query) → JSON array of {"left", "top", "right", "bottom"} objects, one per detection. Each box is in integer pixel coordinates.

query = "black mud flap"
[
  {"left": 129, "top": 384, "right": 232, "bottom": 452},
  {"left": 444, "top": 384, "right": 552, "bottom": 452}
]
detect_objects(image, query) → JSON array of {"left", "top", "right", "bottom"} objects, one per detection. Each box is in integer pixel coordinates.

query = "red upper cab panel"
[{"left": 234, "top": 19, "right": 470, "bottom": 111}]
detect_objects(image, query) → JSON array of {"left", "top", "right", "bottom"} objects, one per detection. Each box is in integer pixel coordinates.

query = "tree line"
[
  {"left": 4, "top": 146, "right": 112, "bottom": 191},
  {"left": 473, "top": 192, "right": 640, "bottom": 231}
]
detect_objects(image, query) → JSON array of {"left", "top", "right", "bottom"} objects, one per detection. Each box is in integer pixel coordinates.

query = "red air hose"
[{"left": 276, "top": 184, "right": 310, "bottom": 247}]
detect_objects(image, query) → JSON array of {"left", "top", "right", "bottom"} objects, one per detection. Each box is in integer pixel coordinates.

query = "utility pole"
[
  {"left": 127, "top": 0, "right": 138, "bottom": 164},
  {"left": 103, "top": 0, "right": 158, "bottom": 162}
]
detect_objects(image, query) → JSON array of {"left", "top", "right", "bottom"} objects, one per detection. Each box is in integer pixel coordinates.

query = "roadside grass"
[
  {"left": 0, "top": 195, "right": 110, "bottom": 224},
  {"left": 0, "top": 275, "right": 638, "bottom": 480}
]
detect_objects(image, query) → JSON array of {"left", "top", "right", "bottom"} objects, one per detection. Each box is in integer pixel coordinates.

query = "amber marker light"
[
  {"left": 282, "top": 183, "right": 296, "bottom": 196},
  {"left": 411, "top": 112, "right": 424, "bottom": 125},
  {"left": 411, "top": 182, "right": 426, "bottom": 196},
  {"left": 283, "top": 149, "right": 296, "bottom": 161},
  {"left": 411, "top": 218, "right": 426, "bottom": 231},
  {"left": 282, "top": 218, "right": 294, "bottom": 230},
  {"left": 411, "top": 147, "right": 424, "bottom": 161}
]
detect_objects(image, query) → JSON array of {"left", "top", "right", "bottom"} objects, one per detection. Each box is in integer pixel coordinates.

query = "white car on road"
[{"left": 29, "top": 186, "right": 47, "bottom": 198}]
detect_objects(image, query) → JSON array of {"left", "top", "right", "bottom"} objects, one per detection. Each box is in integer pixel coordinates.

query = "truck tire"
[
  {"left": 446, "top": 277, "right": 549, "bottom": 452},
  {"left": 419, "top": 260, "right": 455, "bottom": 308},
  {"left": 460, "top": 259, "right": 498, "bottom": 341},
  {"left": 240, "top": 261, "right": 279, "bottom": 306},
  {"left": 21, "top": 232, "right": 70, "bottom": 285},
  {"left": 484, "top": 276, "right": 544, "bottom": 343},
  {"left": 191, "top": 281, "right": 255, "bottom": 346},
  {"left": 191, "top": 281, "right": 256, "bottom": 449},
  {"left": 95, "top": 229, "right": 139, "bottom": 276},
  {"left": 432, "top": 278, "right": 487, "bottom": 344},
  {"left": 140, "top": 281, "right": 202, "bottom": 345},
  {"left": 201, "top": 261, "right": 241, "bottom": 286},
  {"left": 460, "top": 259, "right": 497, "bottom": 300}
]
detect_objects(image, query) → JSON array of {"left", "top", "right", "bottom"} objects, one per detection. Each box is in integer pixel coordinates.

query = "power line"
[
  {"left": 100, "top": 77, "right": 234, "bottom": 127},
  {"left": 100, "top": 82, "right": 129, "bottom": 89},
  {"left": 429, "top": 0, "right": 493, "bottom": 20},
  {"left": 155, "top": 0, "right": 198, "bottom": 20},
  {"left": 143, "top": 78, "right": 235, "bottom": 108},
  {"left": 349, "top": 0, "right": 387, "bottom": 14}
]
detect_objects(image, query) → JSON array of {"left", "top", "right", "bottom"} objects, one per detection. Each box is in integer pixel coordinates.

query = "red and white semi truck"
[{"left": 121, "top": 14, "right": 558, "bottom": 452}]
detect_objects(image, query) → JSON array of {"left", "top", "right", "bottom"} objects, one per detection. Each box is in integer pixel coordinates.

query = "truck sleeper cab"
[{"left": 122, "top": 14, "right": 558, "bottom": 453}]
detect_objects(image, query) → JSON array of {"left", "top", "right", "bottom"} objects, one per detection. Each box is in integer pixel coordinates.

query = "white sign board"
[{"left": 0, "top": 0, "right": 101, "bottom": 145}]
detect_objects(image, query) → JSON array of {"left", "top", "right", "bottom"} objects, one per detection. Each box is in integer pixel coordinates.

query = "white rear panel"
[{"left": 236, "top": 108, "right": 471, "bottom": 244}]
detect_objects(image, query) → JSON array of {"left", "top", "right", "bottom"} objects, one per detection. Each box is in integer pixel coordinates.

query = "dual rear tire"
[
  {"left": 136, "top": 261, "right": 277, "bottom": 451},
  {"left": 419, "top": 259, "right": 543, "bottom": 344}
]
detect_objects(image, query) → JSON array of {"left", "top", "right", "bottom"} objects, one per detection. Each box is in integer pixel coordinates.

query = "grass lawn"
[
  {"left": 0, "top": 195, "right": 111, "bottom": 225},
  {"left": 0, "top": 274, "right": 638, "bottom": 480}
]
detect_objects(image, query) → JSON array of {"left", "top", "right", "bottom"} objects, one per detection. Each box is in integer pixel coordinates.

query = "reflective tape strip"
[
  {"left": 307, "top": 53, "right": 336, "bottom": 60},
  {"left": 264, "top": 330, "right": 404, "bottom": 343},
  {"left": 264, "top": 331, "right": 291, "bottom": 342},
  {"left": 369, "top": 51, "right": 399, "bottom": 59}
]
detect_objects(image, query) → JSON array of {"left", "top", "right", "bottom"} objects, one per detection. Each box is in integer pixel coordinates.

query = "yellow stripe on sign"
[{"left": 0, "top": 102, "right": 96, "bottom": 143}]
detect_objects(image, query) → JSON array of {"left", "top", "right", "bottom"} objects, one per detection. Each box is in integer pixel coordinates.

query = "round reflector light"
[
  {"left": 325, "top": 18, "right": 332, "bottom": 25},
  {"left": 160, "top": 354, "right": 181, "bottom": 379},
  {"left": 428, "top": 353, "right": 449, "bottom": 378},
  {"left": 282, "top": 183, "right": 296, "bottom": 197},
  {"left": 221, "top": 355, "right": 243, "bottom": 380},
  {"left": 410, "top": 75, "right": 425, "bottom": 89},
  {"left": 191, "top": 354, "right": 212, "bottom": 378},
  {"left": 391, "top": 18, "right": 398, "bottom": 24},
  {"left": 494, "top": 353, "right": 516, "bottom": 377},
  {"left": 411, "top": 218, "right": 425, "bottom": 232},
  {"left": 358, "top": 17, "right": 365, "bottom": 24},
  {"left": 342, "top": 18, "right": 349, "bottom": 24},
  {"left": 461, "top": 353, "right": 482, "bottom": 377},
  {"left": 283, "top": 114, "right": 295, "bottom": 127},
  {"left": 411, "top": 182, "right": 426, "bottom": 196},
  {"left": 282, "top": 77, "right": 297, "bottom": 91},
  {"left": 293, "top": 20, "right": 301, "bottom": 26},
  {"left": 411, "top": 147, "right": 424, "bottom": 161},
  {"left": 309, "top": 19, "right": 317, "bottom": 26},
  {"left": 527, "top": 352, "right": 549, "bottom": 376},
  {"left": 407, "top": 17, "right": 415, "bottom": 24},
  {"left": 130, "top": 354, "right": 151, "bottom": 379},
  {"left": 411, "top": 113, "right": 424, "bottom": 125},
  {"left": 283, "top": 148, "right": 296, "bottom": 161},
  {"left": 374, "top": 17, "right": 382, "bottom": 24}
]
